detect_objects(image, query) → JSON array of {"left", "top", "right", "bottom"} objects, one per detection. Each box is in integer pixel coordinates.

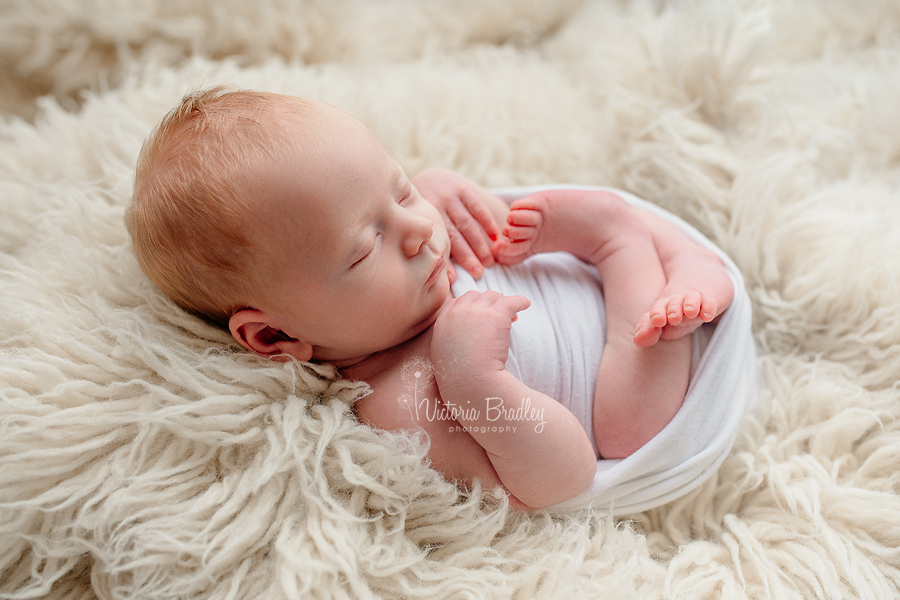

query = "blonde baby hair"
[{"left": 127, "top": 87, "right": 317, "bottom": 327}]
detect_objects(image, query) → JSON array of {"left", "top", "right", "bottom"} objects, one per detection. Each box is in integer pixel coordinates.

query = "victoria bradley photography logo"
[{"left": 400, "top": 358, "right": 547, "bottom": 434}]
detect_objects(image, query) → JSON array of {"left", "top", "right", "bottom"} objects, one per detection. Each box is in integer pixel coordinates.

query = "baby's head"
[{"left": 128, "top": 88, "right": 452, "bottom": 365}]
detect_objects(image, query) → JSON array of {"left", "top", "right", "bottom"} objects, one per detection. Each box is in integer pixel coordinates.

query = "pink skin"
[
  {"left": 641, "top": 289, "right": 720, "bottom": 343},
  {"left": 223, "top": 101, "right": 596, "bottom": 508},
  {"left": 410, "top": 168, "right": 502, "bottom": 281},
  {"left": 491, "top": 189, "right": 732, "bottom": 458},
  {"left": 218, "top": 95, "right": 731, "bottom": 503},
  {"left": 496, "top": 192, "right": 731, "bottom": 348},
  {"left": 227, "top": 99, "right": 454, "bottom": 365}
]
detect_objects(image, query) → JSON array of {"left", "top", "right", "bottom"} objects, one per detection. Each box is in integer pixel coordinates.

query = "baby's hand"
[
  {"left": 430, "top": 291, "right": 530, "bottom": 393},
  {"left": 412, "top": 168, "right": 501, "bottom": 280}
]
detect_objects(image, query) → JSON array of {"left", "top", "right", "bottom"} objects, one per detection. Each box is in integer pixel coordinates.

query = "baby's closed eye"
[{"left": 350, "top": 234, "right": 381, "bottom": 269}]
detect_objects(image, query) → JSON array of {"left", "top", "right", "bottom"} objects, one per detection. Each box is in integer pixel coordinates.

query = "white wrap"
[
  {"left": 452, "top": 250, "right": 607, "bottom": 453},
  {"left": 452, "top": 185, "right": 758, "bottom": 514}
]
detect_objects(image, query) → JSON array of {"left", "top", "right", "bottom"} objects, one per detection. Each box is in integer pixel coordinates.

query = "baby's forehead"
[
  {"left": 247, "top": 182, "right": 350, "bottom": 267},
  {"left": 227, "top": 95, "right": 400, "bottom": 254}
]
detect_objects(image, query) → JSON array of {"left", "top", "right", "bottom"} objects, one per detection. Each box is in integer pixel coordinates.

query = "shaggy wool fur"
[{"left": 2, "top": 0, "right": 900, "bottom": 598}]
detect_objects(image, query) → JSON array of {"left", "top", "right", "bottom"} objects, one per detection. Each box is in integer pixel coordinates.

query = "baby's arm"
[{"left": 430, "top": 290, "right": 596, "bottom": 509}]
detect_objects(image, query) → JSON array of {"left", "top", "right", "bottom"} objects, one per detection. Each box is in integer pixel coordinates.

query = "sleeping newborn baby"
[{"left": 127, "top": 88, "right": 744, "bottom": 511}]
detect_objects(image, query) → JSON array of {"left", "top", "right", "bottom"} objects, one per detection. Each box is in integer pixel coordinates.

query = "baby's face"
[{"left": 247, "top": 103, "right": 452, "bottom": 363}]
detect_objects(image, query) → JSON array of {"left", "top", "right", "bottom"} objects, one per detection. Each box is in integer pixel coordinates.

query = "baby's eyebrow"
[
  {"left": 336, "top": 224, "right": 367, "bottom": 264},
  {"left": 338, "top": 203, "right": 379, "bottom": 267}
]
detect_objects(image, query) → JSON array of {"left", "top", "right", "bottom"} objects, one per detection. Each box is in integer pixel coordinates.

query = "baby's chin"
[
  {"left": 437, "top": 268, "right": 455, "bottom": 302},
  {"left": 418, "top": 280, "right": 453, "bottom": 330}
]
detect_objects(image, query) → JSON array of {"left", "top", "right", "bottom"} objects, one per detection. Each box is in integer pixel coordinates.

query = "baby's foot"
[
  {"left": 494, "top": 201, "right": 547, "bottom": 265},
  {"left": 633, "top": 285, "right": 731, "bottom": 347},
  {"left": 494, "top": 190, "right": 621, "bottom": 265}
]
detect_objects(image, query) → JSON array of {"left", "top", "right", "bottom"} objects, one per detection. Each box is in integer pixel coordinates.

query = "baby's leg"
[
  {"left": 498, "top": 191, "right": 733, "bottom": 346},
  {"left": 495, "top": 190, "right": 691, "bottom": 458},
  {"left": 584, "top": 213, "right": 691, "bottom": 459},
  {"left": 497, "top": 191, "right": 669, "bottom": 343}
]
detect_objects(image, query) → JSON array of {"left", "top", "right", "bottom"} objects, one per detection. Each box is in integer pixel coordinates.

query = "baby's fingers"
[
  {"left": 454, "top": 290, "right": 531, "bottom": 321},
  {"left": 447, "top": 198, "right": 498, "bottom": 270},
  {"left": 445, "top": 221, "right": 485, "bottom": 278},
  {"left": 459, "top": 190, "right": 501, "bottom": 240},
  {"left": 493, "top": 239, "right": 530, "bottom": 266},
  {"left": 495, "top": 292, "right": 531, "bottom": 322}
]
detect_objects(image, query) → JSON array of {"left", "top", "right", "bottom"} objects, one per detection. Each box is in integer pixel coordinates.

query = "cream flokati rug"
[{"left": 2, "top": 0, "right": 900, "bottom": 598}]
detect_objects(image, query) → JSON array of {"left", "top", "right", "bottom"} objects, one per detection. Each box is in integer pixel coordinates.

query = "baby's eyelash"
[
  {"left": 398, "top": 185, "right": 414, "bottom": 204},
  {"left": 350, "top": 253, "right": 369, "bottom": 269},
  {"left": 350, "top": 234, "right": 381, "bottom": 268}
]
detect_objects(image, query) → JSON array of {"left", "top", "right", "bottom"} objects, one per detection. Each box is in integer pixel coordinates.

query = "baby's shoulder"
[{"left": 342, "top": 330, "right": 431, "bottom": 390}]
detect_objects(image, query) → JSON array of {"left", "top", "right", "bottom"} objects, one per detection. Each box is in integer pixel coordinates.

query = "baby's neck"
[
  {"left": 334, "top": 292, "right": 452, "bottom": 380},
  {"left": 338, "top": 326, "right": 434, "bottom": 383}
]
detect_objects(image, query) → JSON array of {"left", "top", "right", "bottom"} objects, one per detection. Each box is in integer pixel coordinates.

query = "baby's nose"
[{"left": 403, "top": 217, "right": 434, "bottom": 257}]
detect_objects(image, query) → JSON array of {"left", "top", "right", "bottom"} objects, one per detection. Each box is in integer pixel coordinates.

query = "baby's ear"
[{"left": 229, "top": 309, "right": 313, "bottom": 362}]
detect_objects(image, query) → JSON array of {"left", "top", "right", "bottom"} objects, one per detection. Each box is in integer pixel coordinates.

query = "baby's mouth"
[{"left": 425, "top": 254, "right": 446, "bottom": 286}]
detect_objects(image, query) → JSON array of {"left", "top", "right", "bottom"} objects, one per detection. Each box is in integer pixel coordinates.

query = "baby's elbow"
[
  {"left": 505, "top": 493, "right": 535, "bottom": 511},
  {"left": 509, "top": 453, "right": 597, "bottom": 511}
]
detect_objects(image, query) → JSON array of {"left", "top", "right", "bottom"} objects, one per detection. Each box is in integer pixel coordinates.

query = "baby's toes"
[
  {"left": 506, "top": 207, "right": 542, "bottom": 228},
  {"left": 509, "top": 196, "right": 546, "bottom": 212},
  {"left": 659, "top": 322, "right": 694, "bottom": 341},
  {"left": 648, "top": 297, "right": 671, "bottom": 328},
  {"left": 633, "top": 313, "right": 662, "bottom": 347},
  {"left": 682, "top": 290, "right": 702, "bottom": 320},
  {"left": 502, "top": 224, "right": 536, "bottom": 243},
  {"left": 665, "top": 295, "right": 687, "bottom": 325},
  {"left": 494, "top": 239, "right": 529, "bottom": 265},
  {"left": 700, "top": 298, "right": 719, "bottom": 322}
]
